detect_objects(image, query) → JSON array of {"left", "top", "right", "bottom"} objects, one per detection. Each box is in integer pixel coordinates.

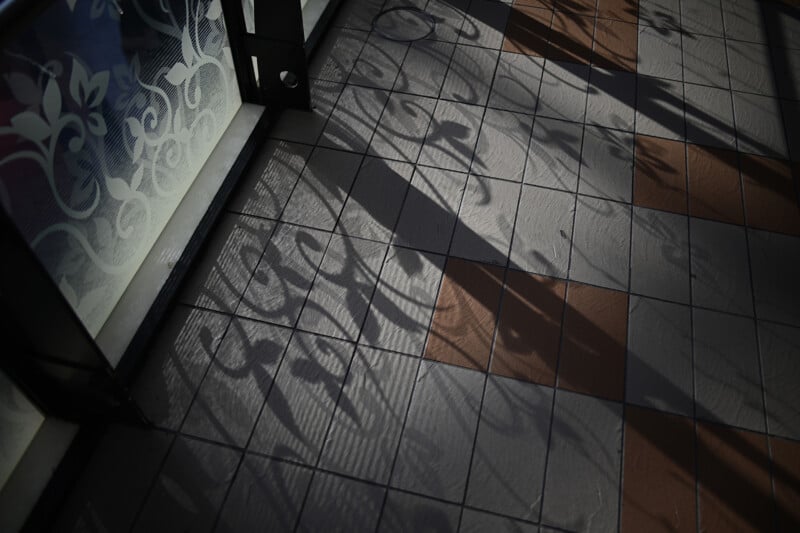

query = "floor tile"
[
  {"left": 547, "top": 12, "right": 595, "bottom": 65},
  {"left": 460, "top": 508, "right": 538, "bottom": 533},
  {"left": 765, "top": 2, "right": 800, "bottom": 50},
  {"left": 569, "top": 195, "right": 632, "bottom": 291},
  {"left": 441, "top": 45, "right": 500, "bottom": 106},
  {"left": 318, "top": 85, "right": 389, "bottom": 153},
  {"left": 771, "top": 436, "right": 800, "bottom": 531},
  {"left": 510, "top": 185, "right": 575, "bottom": 277},
  {"left": 537, "top": 60, "right": 590, "bottom": 122},
  {"left": 393, "top": 39, "right": 454, "bottom": 98},
  {"left": 525, "top": 117, "right": 583, "bottom": 191},
  {"left": 637, "top": 26, "right": 682, "bottom": 81},
  {"left": 630, "top": 207, "right": 690, "bottom": 303},
  {"left": 579, "top": 125, "right": 634, "bottom": 202},
  {"left": 271, "top": 80, "right": 344, "bottom": 146},
  {"left": 694, "top": 308, "right": 765, "bottom": 432},
  {"left": 635, "top": 76, "right": 685, "bottom": 141},
  {"left": 682, "top": 34, "right": 729, "bottom": 88},
  {"left": 390, "top": 360, "right": 484, "bottom": 502},
  {"left": 425, "top": 258, "right": 505, "bottom": 371},
  {"left": 558, "top": 282, "right": 628, "bottom": 401},
  {"left": 690, "top": 218, "right": 753, "bottom": 316},
  {"left": 297, "top": 472, "right": 385, "bottom": 532},
  {"left": 502, "top": 5, "right": 553, "bottom": 56},
  {"left": 281, "top": 147, "right": 362, "bottom": 231},
  {"left": 419, "top": 100, "right": 484, "bottom": 172},
  {"left": 182, "top": 319, "right": 292, "bottom": 447},
  {"left": 638, "top": 0, "right": 680, "bottom": 30},
  {"left": 597, "top": 0, "right": 638, "bottom": 23},
  {"left": 585, "top": 68, "right": 636, "bottom": 131},
  {"left": 362, "top": 247, "right": 445, "bottom": 355},
  {"left": 541, "top": 390, "right": 623, "bottom": 531},
  {"left": 378, "top": 491, "right": 460, "bottom": 533},
  {"left": 393, "top": 166, "right": 468, "bottom": 254},
  {"left": 626, "top": 296, "right": 693, "bottom": 416},
  {"left": 337, "top": 157, "right": 414, "bottom": 242},
  {"left": 249, "top": 332, "right": 354, "bottom": 464},
  {"left": 492, "top": 270, "right": 566, "bottom": 386},
  {"left": 216, "top": 455, "right": 312, "bottom": 533},
  {"left": 465, "top": 375, "right": 552, "bottom": 520},
  {"left": 683, "top": 83, "right": 736, "bottom": 150},
  {"left": 319, "top": 347, "right": 417, "bottom": 483},
  {"left": 593, "top": 19, "right": 637, "bottom": 72},
  {"left": 471, "top": 108, "right": 533, "bottom": 182},
  {"left": 741, "top": 154, "right": 800, "bottom": 235},
  {"left": 309, "top": 28, "right": 369, "bottom": 83},
  {"left": 633, "top": 134, "right": 687, "bottom": 214},
  {"left": 333, "top": 0, "right": 384, "bottom": 31},
  {"left": 727, "top": 40, "right": 776, "bottom": 96},
  {"left": 427, "top": 0, "right": 470, "bottom": 43},
  {"left": 621, "top": 407, "right": 696, "bottom": 533},
  {"left": 369, "top": 93, "right": 437, "bottom": 162},
  {"left": 782, "top": 99, "right": 800, "bottom": 162},
  {"left": 686, "top": 144, "right": 744, "bottom": 224},
  {"left": 696, "top": 423, "right": 772, "bottom": 533},
  {"left": 298, "top": 235, "right": 387, "bottom": 340},
  {"left": 458, "top": 0, "right": 511, "bottom": 49},
  {"left": 349, "top": 34, "right": 408, "bottom": 90},
  {"left": 774, "top": 48, "right": 800, "bottom": 100},
  {"left": 555, "top": 0, "right": 596, "bottom": 16},
  {"left": 748, "top": 229, "right": 800, "bottom": 327},
  {"left": 722, "top": 0, "right": 767, "bottom": 43},
  {"left": 450, "top": 175, "right": 520, "bottom": 266},
  {"left": 488, "top": 52, "right": 544, "bottom": 114},
  {"left": 680, "top": 0, "right": 723, "bottom": 37},
  {"left": 732, "top": 91, "right": 788, "bottom": 158},
  {"left": 759, "top": 321, "right": 800, "bottom": 440}
]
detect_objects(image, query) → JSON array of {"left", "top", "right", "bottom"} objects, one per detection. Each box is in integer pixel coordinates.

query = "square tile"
[
  {"left": 593, "top": 19, "right": 637, "bottom": 72},
  {"left": 680, "top": 0, "right": 723, "bottom": 37},
  {"left": 626, "top": 296, "right": 693, "bottom": 416},
  {"left": 772, "top": 436, "right": 800, "bottom": 531},
  {"left": 349, "top": 34, "right": 409, "bottom": 90},
  {"left": 555, "top": 0, "right": 597, "bottom": 15},
  {"left": 427, "top": 0, "right": 470, "bottom": 43},
  {"left": 425, "top": 258, "right": 505, "bottom": 371},
  {"left": 722, "top": 0, "right": 767, "bottom": 43},
  {"left": 569, "top": 195, "right": 632, "bottom": 291},
  {"left": 298, "top": 472, "right": 385, "bottom": 532},
  {"left": 759, "top": 321, "right": 800, "bottom": 440},
  {"left": 393, "top": 39, "right": 455, "bottom": 97},
  {"left": 458, "top": 0, "right": 511, "bottom": 49},
  {"left": 502, "top": 5, "right": 553, "bottom": 56},
  {"left": 558, "top": 282, "right": 628, "bottom": 401},
  {"left": 309, "top": 28, "right": 369, "bottom": 83},
  {"left": 333, "top": 0, "right": 385, "bottom": 31},
  {"left": 390, "top": 360, "right": 484, "bottom": 502},
  {"left": 271, "top": 80, "right": 344, "bottom": 145},
  {"left": 378, "top": 491, "right": 460, "bottom": 532},
  {"left": 597, "top": 0, "right": 638, "bottom": 22},
  {"left": 488, "top": 52, "right": 544, "bottom": 113},
  {"left": 419, "top": 100, "right": 484, "bottom": 171},
  {"left": 369, "top": 93, "right": 437, "bottom": 162},
  {"left": 727, "top": 40, "right": 776, "bottom": 96},
  {"left": 684, "top": 83, "right": 736, "bottom": 150},
  {"left": 687, "top": 144, "right": 744, "bottom": 224},
  {"left": 694, "top": 308, "right": 764, "bottom": 431},
  {"left": 318, "top": 85, "right": 389, "bottom": 153},
  {"left": 690, "top": 217, "right": 753, "bottom": 315},
  {"left": 537, "top": 59, "right": 590, "bottom": 122},
  {"left": 460, "top": 508, "right": 537, "bottom": 533},
  {"left": 525, "top": 117, "right": 583, "bottom": 191},
  {"left": 586, "top": 68, "right": 636, "bottom": 131},
  {"left": 579, "top": 125, "right": 634, "bottom": 202},
  {"left": 638, "top": 0, "right": 680, "bottom": 30},
  {"left": 633, "top": 134, "right": 687, "bottom": 213},
  {"left": 637, "top": 26, "right": 682, "bottom": 81},
  {"left": 547, "top": 12, "right": 595, "bottom": 65},
  {"left": 732, "top": 92, "right": 788, "bottom": 158},
  {"left": 492, "top": 270, "right": 566, "bottom": 386},
  {"left": 682, "top": 34, "right": 729, "bottom": 88},
  {"left": 630, "top": 207, "right": 691, "bottom": 303},
  {"left": 741, "top": 154, "right": 800, "bottom": 235},
  {"left": 748, "top": 229, "right": 800, "bottom": 327},
  {"left": 450, "top": 175, "right": 520, "bottom": 265},
  {"left": 472, "top": 108, "right": 533, "bottom": 182},
  {"left": 441, "top": 45, "right": 500, "bottom": 106},
  {"left": 636, "top": 76, "right": 685, "bottom": 141}
]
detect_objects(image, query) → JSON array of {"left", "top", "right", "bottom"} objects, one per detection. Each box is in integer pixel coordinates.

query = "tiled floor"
[{"left": 54, "top": 0, "right": 800, "bottom": 531}]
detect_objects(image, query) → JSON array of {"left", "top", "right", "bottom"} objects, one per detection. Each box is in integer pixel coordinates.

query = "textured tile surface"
[
  {"left": 748, "top": 229, "right": 800, "bottom": 327},
  {"left": 510, "top": 185, "right": 574, "bottom": 277},
  {"left": 379, "top": 491, "right": 460, "bottom": 532},
  {"left": 634, "top": 134, "right": 687, "bottom": 214},
  {"left": 525, "top": 117, "right": 583, "bottom": 191},
  {"left": 759, "top": 322, "right": 800, "bottom": 440},
  {"left": 630, "top": 207, "right": 690, "bottom": 304},
  {"left": 537, "top": 60, "right": 590, "bottom": 122},
  {"left": 419, "top": 100, "right": 484, "bottom": 171},
  {"left": 579, "top": 125, "right": 634, "bottom": 202},
  {"left": 298, "top": 472, "right": 385, "bottom": 532},
  {"left": 471, "top": 108, "right": 533, "bottom": 182}
]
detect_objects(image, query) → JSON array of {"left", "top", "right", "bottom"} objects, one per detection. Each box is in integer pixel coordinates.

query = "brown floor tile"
[
  {"left": 424, "top": 258, "right": 505, "bottom": 372},
  {"left": 547, "top": 12, "right": 595, "bottom": 65},
  {"left": 503, "top": 6, "right": 553, "bottom": 56},
  {"left": 593, "top": 18, "right": 637, "bottom": 72},
  {"left": 687, "top": 144, "right": 744, "bottom": 225},
  {"left": 514, "top": 0, "right": 557, "bottom": 8},
  {"left": 741, "top": 154, "right": 800, "bottom": 236},
  {"left": 557, "top": 282, "right": 627, "bottom": 402},
  {"left": 491, "top": 271, "right": 566, "bottom": 386},
  {"left": 634, "top": 135, "right": 688, "bottom": 214},
  {"left": 597, "top": 0, "right": 638, "bottom": 23},
  {"left": 621, "top": 407, "right": 696, "bottom": 533},
  {"left": 772, "top": 436, "right": 800, "bottom": 531},
  {"left": 556, "top": 0, "right": 598, "bottom": 16},
  {"left": 697, "top": 422, "right": 773, "bottom": 533}
]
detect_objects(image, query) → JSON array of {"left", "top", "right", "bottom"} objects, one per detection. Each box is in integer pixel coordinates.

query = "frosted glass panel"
[{"left": 0, "top": 0, "right": 242, "bottom": 335}]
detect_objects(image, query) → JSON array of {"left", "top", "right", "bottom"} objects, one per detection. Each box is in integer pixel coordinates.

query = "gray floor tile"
[
  {"left": 427, "top": 0, "right": 470, "bottom": 43},
  {"left": 636, "top": 75, "right": 685, "bottom": 141},
  {"left": 393, "top": 166, "right": 468, "bottom": 253},
  {"left": 337, "top": 158, "right": 414, "bottom": 242},
  {"left": 510, "top": 185, "right": 575, "bottom": 278},
  {"left": 249, "top": 332, "right": 354, "bottom": 464},
  {"left": 133, "top": 307, "right": 230, "bottom": 430},
  {"left": 465, "top": 375, "right": 552, "bottom": 520},
  {"left": 319, "top": 348, "right": 417, "bottom": 482},
  {"left": 630, "top": 207, "right": 690, "bottom": 304},
  {"left": 394, "top": 39, "right": 455, "bottom": 98},
  {"left": 682, "top": 35, "right": 730, "bottom": 89},
  {"left": 690, "top": 218, "right": 753, "bottom": 315},
  {"left": 782, "top": 99, "right": 800, "bottom": 162},
  {"left": 684, "top": 83, "right": 736, "bottom": 150},
  {"left": 569, "top": 195, "right": 632, "bottom": 291},
  {"left": 271, "top": 80, "right": 344, "bottom": 145},
  {"left": 471, "top": 108, "right": 533, "bottom": 182},
  {"left": 765, "top": 2, "right": 800, "bottom": 50},
  {"left": 774, "top": 47, "right": 800, "bottom": 100},
  {"left": 370, "top": 93, "right": 437, "bottom": 163},
  {"left": 749, "top": 229, "right": 800, "bottom": 327},
  {"left": 732, "top": 92, "right": 788, "bottom": 158},
  {"left": 459, "top": 508, "right": 537, "bottom": 533},
  {"left": 349, "top": 34, "right": 409, "bottom": 90},
  {"left": 451, "top": 175, "right": 520, "bottom": 265},
  {"left": 216, "top": 455, "right": 312, "bottom": 533},
  {"left": 318, "top": 85, "right": 389, "bottom": 153},
  {"left": 441, "top": 45, "right": 500, "bottom": 106},
  {"left": 759, "top": 321, "right": 800, "bottom": 439},
  {"left": 457, "top": 0, "right": 510, "bottom": 49},
  {"left": 298, "top": 235, "right": 387, "bottom": 340},
  {"left": 419, "top": 100, "right": 484, "bottom": 172},
  {"left": 391, "top": 361, "right": 484, "bottom": 502},
  {"left": 541, "top": 390, "right": 622, "bottom": 532},
  {"left": 297, "top": 472, "right": 385, "bottom": 532},
  {"left": 309, "top": 28, "right": 369, "bottom": 83},
  {"left": 525, "top": 117, "right": 583, "bottom": 192},
  {"left": 578, "top": 126, "right": 634, "bottom": 202},
  {"left": 638, "top": 0, "right": 680, "bottom": 30},
  {"left": 133, "top": 437, "right": 239, "bottom": 533},
  {"left": 362, "top": 248, "right": 445, "bottom": 354},
  {"left": 333, "top": 0, "right": 384, "bottom": 31},
  {"left": 626, "top": 296, "right": 694, "bottom": 416},
  {"left": 681, "top": 0, "right": 723, "bottom": 37},
  {"left": 537, "top": 60, "right": 590, "bottom": 122},
  {"left": 379, "top": 491, "right": 460, "bottom": 533},
  {"left": 638, "top": 26, "right": 683, "bottom": 81},
  {"left": 237, "top": 223, "right": 330, "bottom": 326},
  {"left": 722, "top": 0, "right": 768, "bottom": 43},
  {"left": 488, "top": 52, "right": 543, "bottom": 114},
  {"left": 281, "top": 147, "right": 362, "bottom": 231},
  {"left": 727, "top": 40, "right": 776, "bottom": 96},
  {"left": 586, "top": 68, "right": 636, "bottom": 131},
  {"left": 694, "top": 308, "right": 765, "bottom": 432},
  {"left": 182, "top": 319, "right": 292, "bottom": 447}
]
